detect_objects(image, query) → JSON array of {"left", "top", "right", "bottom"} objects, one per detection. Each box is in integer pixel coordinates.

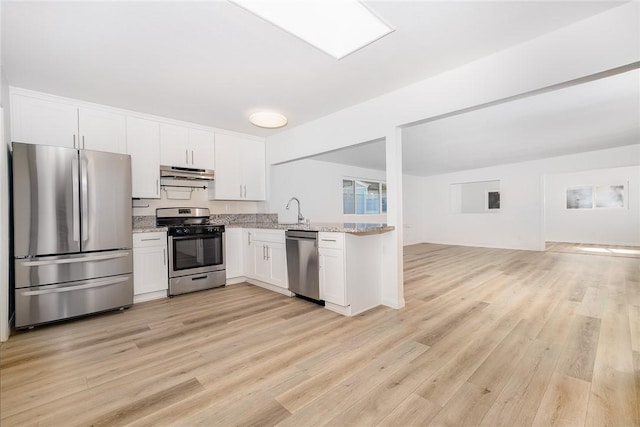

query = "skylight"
[{"left": 231, "top": 0, "right": 394, "bottom": 59}]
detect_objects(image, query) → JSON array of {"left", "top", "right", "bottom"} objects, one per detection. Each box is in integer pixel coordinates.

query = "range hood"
[{"left": 160, "top": 165, "right": 214, "bottom": 181}]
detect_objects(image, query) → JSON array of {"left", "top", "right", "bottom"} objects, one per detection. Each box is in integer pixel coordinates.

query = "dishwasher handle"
[{"left": 285, "top": 231, "right": 318, "bottom": 240}]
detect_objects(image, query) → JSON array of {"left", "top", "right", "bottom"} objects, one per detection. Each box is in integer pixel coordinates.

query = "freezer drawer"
[
  {"left": 15, "top": 273, "right": 133, "bottom": 329},
  {"left": 14, "top": 250, "right": 133, "bottom": 288}
]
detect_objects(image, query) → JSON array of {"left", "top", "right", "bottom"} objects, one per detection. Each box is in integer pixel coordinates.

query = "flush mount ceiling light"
[
  {"left": 249, "top": 111, "right": 288, "bottom": 128},
  {"left": 231, "top": 0, "right": 394, "bottom": 60}
]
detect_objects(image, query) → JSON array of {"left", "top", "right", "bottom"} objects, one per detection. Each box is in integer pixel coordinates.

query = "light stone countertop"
[
  {"left": 132, "top": 221, "right": 394, "bottom": 236},
  {"left": 224, "top": 222, "right": 394, "bottom": 236},
  {"left": 132, "top": 226, "right": 168, "bottom": 233}
]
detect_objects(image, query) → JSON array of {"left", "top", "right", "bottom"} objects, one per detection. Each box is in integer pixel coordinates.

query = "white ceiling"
[
  {"left": 1, "top": 1, "right": 624, "bottom": 137},
  {"left": 402, "top": 69, "right": 640, "bottom": 176},
  {"left": 310, "top": 69, "right": 640, "bottom": 176}
]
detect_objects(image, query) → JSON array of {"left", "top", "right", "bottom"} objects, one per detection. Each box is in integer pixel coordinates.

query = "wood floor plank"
[
  {"left": 585, "top": 303, "right": 639, "bottom": 426},
  {"left": 275, "top": 340, "right": 428, "bottom": 427},
  {"left": 377, "top": 393, "right": 441, "bottom": 426},
  {"left": 531, "top": 372, "right": 591, "bottom": 427},
  {"left": 427, "top": 382, "right": 496, "bottom": 427},
  {"left": 480, "top": 339, "right": 561, "bottom": 427},
  {"left": 414, "top": 291, "right": 533, "bottom": 406},
  {"left": 555, "top": 314, "right": 601, "bottom": 382},
  {"left": 630, "top": 304, "right": 640, "bottom": 353}
]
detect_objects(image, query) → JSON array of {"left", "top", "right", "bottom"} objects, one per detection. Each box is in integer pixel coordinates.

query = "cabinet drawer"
[
  {"left": 133, "top": 232, "right": 167, "bottom": 248},
  {"left": 318, "top": 232, "right": 344, "bottom": 249},
  {"left": 251, "top": 229, "right": 285, "bottom": 244}
]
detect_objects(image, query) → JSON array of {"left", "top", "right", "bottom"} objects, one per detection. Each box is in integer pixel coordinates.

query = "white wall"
[
  {"left": 417, "top": 145, "right": 640, "bottom": 251},
  {"left": 269, "top": 158, "right": 387, "bottom": 224},
  {"left": 402, "top": 174, "right": 426, "bottom": 246},
  {"left": 545, "top": 166, "right": 640, "bottom": 246},
  {"left": 1, "top": 60, "right": 11, "bottom": 340}
]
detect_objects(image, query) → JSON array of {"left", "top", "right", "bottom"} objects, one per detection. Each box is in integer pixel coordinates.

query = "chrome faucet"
[{"left": 286, "top": 197, "right": 305, "bottom": 224}]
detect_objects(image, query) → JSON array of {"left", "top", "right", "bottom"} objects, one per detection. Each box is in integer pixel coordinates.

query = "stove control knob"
[{"left": 183, "top": 228, "right": 189, "bottom": 234}]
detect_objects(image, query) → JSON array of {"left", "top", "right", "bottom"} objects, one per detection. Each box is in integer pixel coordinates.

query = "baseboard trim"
[
  {"left": 133, "top": 290, "right": 168, "bottom": 304},
  {"left": 245, "top": 279, "right": 294, "bottom": 297}
]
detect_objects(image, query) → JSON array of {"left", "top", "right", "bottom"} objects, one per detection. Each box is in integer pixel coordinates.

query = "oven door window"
[{"left": 173, "top": 235, "right": 223, "bottom": 271}]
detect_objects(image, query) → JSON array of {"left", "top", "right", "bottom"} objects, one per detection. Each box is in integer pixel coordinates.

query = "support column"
[{"left": 380, "top": 127, "right": 405, "bottom": 309}]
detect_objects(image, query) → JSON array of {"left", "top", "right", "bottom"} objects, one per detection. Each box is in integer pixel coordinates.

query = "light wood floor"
[
  {"left": 1, "top": 243, "right": 639, "bottom": 426},
  {"left": 546, "top": 241, "right": 640, "bottom": 259}
]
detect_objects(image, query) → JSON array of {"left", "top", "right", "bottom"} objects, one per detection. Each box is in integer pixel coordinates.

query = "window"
[{"left": 343, "top": 178, "right": 387, "bottom": 215}]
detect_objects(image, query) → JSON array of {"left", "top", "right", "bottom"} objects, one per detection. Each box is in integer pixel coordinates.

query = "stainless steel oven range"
[{"left": 156, "top": 208, "right": 225, "bottom": 296}]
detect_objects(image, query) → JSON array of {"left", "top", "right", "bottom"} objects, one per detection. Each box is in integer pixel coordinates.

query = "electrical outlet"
[{"left": 225, "top": 203, "right": 231, "bottom": 212}]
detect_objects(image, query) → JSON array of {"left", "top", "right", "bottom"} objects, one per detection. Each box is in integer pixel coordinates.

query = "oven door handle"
[{"left": 169, "top": 234, "right": 222, "bottom": 241}]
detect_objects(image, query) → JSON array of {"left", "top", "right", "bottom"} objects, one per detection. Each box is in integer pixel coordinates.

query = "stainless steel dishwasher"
[{"left": 285, "top": 230, "right": 321, "bottom": 302}]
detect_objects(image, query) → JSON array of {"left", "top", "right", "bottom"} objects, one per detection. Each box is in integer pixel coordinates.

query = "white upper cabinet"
[
  {"left": 188, "top": 128, "right": 215, "bottom": 170},
  {"left": 160, "top": 123, "right": 215, "bottom": 170},
  {"left": 11, "top": 92, "right": 126, "bottom": 153},
  {"left": 10, "top": 93, "right": 78, "bottom": 148},
  {"left": 78, "top": 107, "right": 127, "bottom": 154},
  {"left": 212, "top": 134, "right": 242, "bottom": 199},
  {"left": 242, "top": 138, "right": 266, "bottom": 200},
  {"left": 126, "top": 117, "right": 161, "bottom": 199},
  {"left": 10, "top": 89, "right": 261, "bottom": 199},
  {"left": 210, "top": 133, "right": 265, "bottom": 201},
  {"left": 160, "top": 123, "right": 190, "bottom": 167}
]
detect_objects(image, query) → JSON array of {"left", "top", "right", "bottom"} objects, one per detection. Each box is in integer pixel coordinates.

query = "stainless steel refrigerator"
[{"left": 12, "top": 142, "right": 133, "bottom": 328}]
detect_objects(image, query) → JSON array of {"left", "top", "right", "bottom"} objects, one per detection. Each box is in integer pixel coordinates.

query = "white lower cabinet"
[
  {"left": 318, "top": 232, "right": 382, "bottom": 316},
  {"left": 133, "top": 232, "right": 168, "bottom": 302},
  {"left": 318, "top": 233, "right": 347, "bottom": 306},
  {"left": 244, "top": 229, "right": 288, "bottom": 290},
  {"left": 225, "top": 228, "right": 244, "bottom": 280},
  {"left": 319, "top": 247, "right": 346, "bottom": 306}
]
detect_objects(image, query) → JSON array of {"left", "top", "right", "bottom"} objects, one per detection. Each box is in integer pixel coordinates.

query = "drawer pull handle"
[
  {"left": 321, "top": 239, "right": 337, "bottom": 242},
  {"left": 140, "top": 237, "right": 162, "bottom": 241}
]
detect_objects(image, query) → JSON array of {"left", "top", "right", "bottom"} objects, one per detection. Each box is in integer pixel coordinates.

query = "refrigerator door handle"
[
  {"left": 81, "top": 158, "right": 89, "bottom": 242},
  {"left": 20, "top": 276, "right": 129, "bottom": 296},
  {"left": 72, "top": 157, "right": 80, "bottom": 242},
  {"left": 19, "top": 252, "right": 130, "bottom": 267}
]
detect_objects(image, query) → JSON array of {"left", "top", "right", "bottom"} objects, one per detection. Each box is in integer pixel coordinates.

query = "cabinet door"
[
  {"left": 133, "top": 245, "right": 168, "bottom": 295},
  {"left": 268, "top": 242, "right": 288, "bottom": 289},
  {"left": 253, "top": 242, "right": 271, "bottom": 283},
  {"left": 78, "top": 107, "right": 127, "bottom": 154},
  {"left": 211, "top": 133, "right": 242, "bottom": 200},
  {"left": 188, "top": 128, "right": 215, "bottom": 170},
  {"left": 225, "top": 228, "right": 244, "bottom": 279},
  {"left": 160, "top": 123, "right": 190, "bottom": 167},
  {"left": 241, "top": 138, "right": 266, "bottom": 201},
  {"left": 10, "top": 93, "right": 78, "bottom": 148},
  {"left": 319, "top": 247, "right": 347, "bottom": 306},
  {"left": 126, "top": 117, "right": 160, "bottom": 198}
]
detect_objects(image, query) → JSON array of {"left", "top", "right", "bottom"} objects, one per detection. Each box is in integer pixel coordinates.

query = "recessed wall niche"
[{"left": 451, "top": 180, "right": 501, "bottom": 214}]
